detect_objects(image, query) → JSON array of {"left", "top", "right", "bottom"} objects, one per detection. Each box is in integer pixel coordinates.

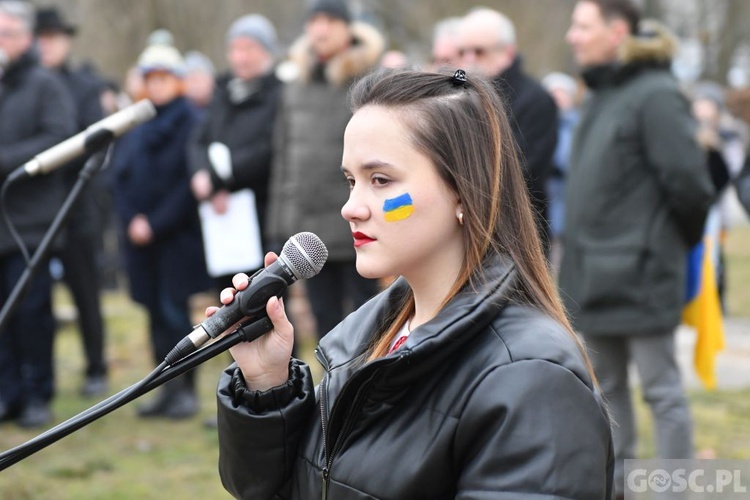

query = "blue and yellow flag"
[
  {"left": 383, "top": 193, "right": 414, "bottom": 222},
  {"left": 682, "top": 208, "right": 725, "bottom": 390}
]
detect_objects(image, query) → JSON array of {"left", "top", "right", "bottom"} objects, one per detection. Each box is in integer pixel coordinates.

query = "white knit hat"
[{"left": 137, "top": 44, "right": 186, "bottom": 77}]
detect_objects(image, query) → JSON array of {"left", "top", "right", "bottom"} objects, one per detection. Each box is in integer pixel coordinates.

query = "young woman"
[
  {"left": 212, "top": 69, "right": 613, "bottom": 499},
  {"left": 110, "top": 44, "right": 209, "bottom": 419}
]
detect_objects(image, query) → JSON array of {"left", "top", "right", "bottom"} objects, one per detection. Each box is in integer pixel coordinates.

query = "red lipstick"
[{"left": 352, "top": 231, "right": 375, "bottom": 248}]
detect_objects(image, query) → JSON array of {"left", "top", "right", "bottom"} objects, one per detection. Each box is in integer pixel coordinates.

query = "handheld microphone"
[
  {"left": 165, "top": 232, "right": 328, "bottom": 365},
  {"left": 19, "top": 99, "right": 157, "bottom": 178}
]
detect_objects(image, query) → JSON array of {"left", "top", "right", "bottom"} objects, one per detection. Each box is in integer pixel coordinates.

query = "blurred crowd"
[{"left": 0, "top": 0, "right": 748, "bottom": 494}]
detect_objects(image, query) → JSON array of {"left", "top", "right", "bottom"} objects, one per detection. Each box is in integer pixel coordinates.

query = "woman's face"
[
  {"left": 143, "top": 70, "right": 182, "bottom": 106},
  {"left": 341, "top": 105, "right": 464, "bottom": 284}
]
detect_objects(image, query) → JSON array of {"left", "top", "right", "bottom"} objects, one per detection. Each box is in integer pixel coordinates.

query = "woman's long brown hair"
[{"left": 350, "top": 69, "right": 594, "bottom": 381}]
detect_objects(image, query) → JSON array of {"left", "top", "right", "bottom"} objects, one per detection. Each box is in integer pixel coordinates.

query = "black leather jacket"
[{"left": 217, "top": 257, "right": 614, "bottom": 499}]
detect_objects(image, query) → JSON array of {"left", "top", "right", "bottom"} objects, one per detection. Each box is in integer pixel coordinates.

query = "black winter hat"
[
  {"left": 307, "top": 0, "right": 351, "bottom": 23},
  {"left": 35, "top": 7, "right": 77, "bottom": 36}
]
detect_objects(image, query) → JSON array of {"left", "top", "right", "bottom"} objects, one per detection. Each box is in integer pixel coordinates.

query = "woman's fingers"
[
  {"left": 232, "top": 272, "right": 250, "bottom": 290},
  {"left": 264, "top": 252, "right": 278, "bottom": 268},
  {"left": 220, "top": 286, "right": 237, "bottom": 305}
]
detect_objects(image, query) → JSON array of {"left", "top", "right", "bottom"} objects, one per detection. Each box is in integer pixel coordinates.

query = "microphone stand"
[
  {"left": 0, "top": 316, "right": 273, "bottom": 471},
  {"left": 0, "top": 146, "right": 112, "bottom": 333}
]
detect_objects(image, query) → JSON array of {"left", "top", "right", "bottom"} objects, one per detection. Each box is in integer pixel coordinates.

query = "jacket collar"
[
  {"left": 580, "top": 19, "right": 676, "bottom": 90},
  {"left": 494, "top": 55, "right": 524, "bottom": 88},
  {"left": 316, "top": 254, "right": 518, "bottom": 382},
  {"left": 1, "top": 49, "right": 38, "bottom": 87},
  {"left": 288, "top": 21, "right": 384, "bottom": 87},
  {"left": 218, "top": 70, "right": 279, "bottom": 106}
]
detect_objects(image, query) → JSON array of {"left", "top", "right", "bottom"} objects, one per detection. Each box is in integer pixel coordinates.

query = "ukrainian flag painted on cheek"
[{"left": 383, "top": 193, "right": 414, "bottom": 222}]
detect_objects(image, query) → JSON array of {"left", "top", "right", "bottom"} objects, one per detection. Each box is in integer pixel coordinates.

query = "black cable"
[{"left": 0, "top": 169, "right": 32, "bottom": 264}]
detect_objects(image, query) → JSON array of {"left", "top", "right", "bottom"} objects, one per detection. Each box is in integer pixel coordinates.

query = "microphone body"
[
  {"left": 21, "top": 99, "right": 157, "bottom": 177},
  {"left": 201, "top": 257, "right": 294, "bottom": 336},
  {"left": 165, "top": 232, "right": 328, "bottom": 365}
]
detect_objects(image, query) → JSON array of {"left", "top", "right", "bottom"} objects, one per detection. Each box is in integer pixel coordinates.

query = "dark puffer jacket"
[{"left": 217, "top": 257, "right": 614, "bottom": 499}]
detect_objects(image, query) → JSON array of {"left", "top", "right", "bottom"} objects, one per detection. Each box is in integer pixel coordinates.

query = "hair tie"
[{"left": 452, "top": 69, "right": 467, "bottom": 86}]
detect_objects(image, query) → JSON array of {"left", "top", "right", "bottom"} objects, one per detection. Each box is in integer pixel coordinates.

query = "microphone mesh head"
[{"left": 281, "top": 232, "right": 328, "bottom": 280}]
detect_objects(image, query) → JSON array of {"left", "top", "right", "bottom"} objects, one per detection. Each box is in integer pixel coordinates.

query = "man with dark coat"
[
  {"left": 458, "top": 7, "right": 558, "bottom": 251},
  {"left": 266, "top": 0, "right": 384, "bottom": 341},
  {"left": 35, "top": 6, "right": 109, "bottom": 398},
  {"left": 560, "top": 1, "right": 715, "bottom": 496},
  {"left": 0, "top": 0, "right": 76, "bottom": 428},
  {"left": 188, "top": 14, "right": 282, "bottom": 289}
]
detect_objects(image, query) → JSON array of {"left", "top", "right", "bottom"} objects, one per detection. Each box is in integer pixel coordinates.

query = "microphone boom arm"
[
  {"left": 0, "top": 146, "right": 113, "bottom": 333},
  {"left": 0, "top": 316, "right": 273, "bottom": 471}
]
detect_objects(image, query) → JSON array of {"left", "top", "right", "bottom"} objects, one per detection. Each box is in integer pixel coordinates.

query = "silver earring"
[{"left": 458, "top": 212, "right": 464, "bottom": 226}]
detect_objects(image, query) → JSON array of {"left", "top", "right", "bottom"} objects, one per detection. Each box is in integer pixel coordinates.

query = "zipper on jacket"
[
  {"left": 321, "top": 382, "right": 371, "bottom": 500},
  {"left": 315, "top": 348, "right": 332, "bottom": 499},
  {"left": 314, "top": 347, "right": 405, "bottom": 499},
  {"left": 320, "top": 372, "right": 379, "bottom": 498},
  {"left": 321, "top": 466, "right": 330, "bottom": 500}
]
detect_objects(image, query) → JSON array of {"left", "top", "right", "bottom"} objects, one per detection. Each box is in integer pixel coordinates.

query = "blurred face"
[
  {"left": 36, "top": 31, "right": 72, "bottom": 69},
  {"left": 305, "top": 13, "right": 350, "bottom": 60},
  {"left": 143, "top": 70, "right": 182, "bottom": 106},
  {"left": 124, "top": 67, "right": 144, "bottom": 100},
  {"left": 185, "top": 70, "right": 214, "bottom": 107},
  {"left": 430, "top": 37, "right": 459, "bottom": 69},
  {"left": 341, "top": 105, "right": 464, "bottom": 284},
  {"left": 566, "top": 1, "right": 628, "bottom": 67},
  {"left": 457, "top": 17, "right": 514, "bottom": 78},
  {"left": 692, "top": 98, "right": 720, "bottom": 128},
  {"left": 227, "top": 36, "right": 271, "bottom": 81},
  {"left": 0, "top": 13, "right": 31, "bottom": 63},
  {"left": 549, "top": 87, "right": 575, "bottom": 111}
]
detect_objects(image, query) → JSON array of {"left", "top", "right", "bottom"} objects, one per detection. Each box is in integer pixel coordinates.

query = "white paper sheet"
[{"left": 199, "top": 189, "right": 263, "bottom": 277}]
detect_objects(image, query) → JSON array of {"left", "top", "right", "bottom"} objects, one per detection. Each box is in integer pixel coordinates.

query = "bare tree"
[{"left": 711, "top": 0, "right": 750, "bottom": 84}]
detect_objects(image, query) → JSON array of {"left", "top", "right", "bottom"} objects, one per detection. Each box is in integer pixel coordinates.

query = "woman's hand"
[{"left": 206, "top": 252, "right": 294, "bottom": 391}]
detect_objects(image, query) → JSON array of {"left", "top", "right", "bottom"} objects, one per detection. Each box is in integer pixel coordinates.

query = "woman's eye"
[
  {"left": 344, "top": 177, "right": 355, "bottom": 189},
  {"left": 372, "top": 176, "right": 390, "bottom": 186}
]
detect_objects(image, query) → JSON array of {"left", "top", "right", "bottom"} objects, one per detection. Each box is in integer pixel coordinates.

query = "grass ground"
[{"left": 0, "top": 225, "right": 749, "bottom": 498}]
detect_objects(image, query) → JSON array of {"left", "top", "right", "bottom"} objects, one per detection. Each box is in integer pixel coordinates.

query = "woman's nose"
[{"left": 341, "top": 189, "right": 370, "bottom": 222}]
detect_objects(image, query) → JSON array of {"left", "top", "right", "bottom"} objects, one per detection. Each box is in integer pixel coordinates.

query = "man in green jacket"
[{"left": 559, "top": 1, "right": 715, "bottom": 497}]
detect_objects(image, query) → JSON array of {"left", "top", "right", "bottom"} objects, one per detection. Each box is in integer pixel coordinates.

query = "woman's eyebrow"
[{"left": 340, "top": 160, "right": 395, "bottom": 173}]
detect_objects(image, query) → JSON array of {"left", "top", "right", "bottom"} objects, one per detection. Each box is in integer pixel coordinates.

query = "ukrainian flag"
[
  {"left": 383, "top": 193, "right": 414, "bottom": 222},
  {"left": 682, "top": 207, "right": 725, "bottom": 390}
]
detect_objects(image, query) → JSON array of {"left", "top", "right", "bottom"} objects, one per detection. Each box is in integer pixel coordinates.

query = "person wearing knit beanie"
[
  {"left": 223, "top": 13, "right": 277, "bottom": 83},
  {"left": 118, "top": 34, "right": 204, "bottom": 422},
  {"left": 307, "top": 0, "right": 351, "bottom": 24},
  {"left": 305, "top": 0, "right": 355, "bottom": 62},
  {"left": 226, "top": 14, "right": 278, "bottom": 55},
  {"left": 137, "top": 44, "right": 185, "bottom": 78},
  {"left": 184, "top": 50, "right": 215, "bottom": 109}
]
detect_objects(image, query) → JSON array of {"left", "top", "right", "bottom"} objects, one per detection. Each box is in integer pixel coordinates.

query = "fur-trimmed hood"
[
  {"left": 582, "top": 19, "right": 677, "bottom": 89},
  {"left": 618, "top": 19, "right": 677, "bottom": 66},
  {"left": 286, "top": 21, "right": 385, "bottom": 86}
]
